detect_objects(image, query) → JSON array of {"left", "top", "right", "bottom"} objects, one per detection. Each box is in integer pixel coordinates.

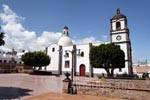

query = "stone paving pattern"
[
  {"left": 0, "top": 73, "right": 150, "bottom": 100},
  {"left": 0, "top": 73, "right": 62, "bottom": 100}
]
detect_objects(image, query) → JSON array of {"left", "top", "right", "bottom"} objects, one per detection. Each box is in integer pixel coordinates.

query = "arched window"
[
  {"left": 52, "top": 48, "right": 55, "bottom": 52},
  {"left": 64, "top": 52, "right": 69, "bottom": 57},
  {"left": 81, "top": 52, "right": 84, "bottom": 57},
  {"left": 116, "top": 22, "right": 121, "bottom": 30},
  {"left": 65, "top": 60, "right": 70, "bottom": 68},
  {"left": 66, "top": 53, "right": 69, "bottom": 57}
]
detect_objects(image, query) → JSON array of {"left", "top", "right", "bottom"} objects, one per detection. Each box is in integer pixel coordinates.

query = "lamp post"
[
  {"left": 58, "top": 46, "right": 63, "bottom": 75},
  {"left": 65, "top": 49, "right": 75, "bottom": 82},
  {"left": 65, "top": 47, "right": 80, "bottom": 82},
  {"left": 64, "top": 45, "right": 81, "bottom": 94},
  {"left": 71, "top": 49, "right": 74, "bottom": 82}
]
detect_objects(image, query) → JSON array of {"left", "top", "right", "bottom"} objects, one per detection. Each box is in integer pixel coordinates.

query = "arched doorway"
[{"left": 80, "top": 64, "right": 86, "bottom": 76}]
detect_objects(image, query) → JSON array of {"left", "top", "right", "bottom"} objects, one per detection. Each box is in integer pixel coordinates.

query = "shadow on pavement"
[
  {"left": 29, "top": 71, "right": 52, "bottom": 75},
  {"left": 29, "top": 71, "right": 61, "bottom": 77},
  {"left": 0, "top": 87, "right": 33, "bottom": 100}
]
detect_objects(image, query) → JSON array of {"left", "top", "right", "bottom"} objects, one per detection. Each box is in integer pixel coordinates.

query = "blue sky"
[{"left": 0, "top": 0, "right": 150, "bottom": 64}]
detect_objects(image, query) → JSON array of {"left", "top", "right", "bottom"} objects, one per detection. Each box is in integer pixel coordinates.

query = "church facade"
[{"left": 44, "top": 9, "right": 133, "bottom": 77}]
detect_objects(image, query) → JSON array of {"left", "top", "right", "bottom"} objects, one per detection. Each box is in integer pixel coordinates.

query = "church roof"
[
  {"left": 111, "top": 8, "right": 126, "bottom": 20},
  {"left": 58, "top": 35, "right": 73, "bottom": 46},
  {"left": 58, "top": 25, "right": 73, "bottom": 46}
]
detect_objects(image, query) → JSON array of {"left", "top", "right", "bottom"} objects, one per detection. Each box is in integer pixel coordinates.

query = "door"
[{"left": 80, "top": 64, "right": 86, "bottom": 76}]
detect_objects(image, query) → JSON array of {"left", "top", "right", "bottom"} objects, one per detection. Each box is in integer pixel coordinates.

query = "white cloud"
[
  {"left": 0, "top": 4, "right": 61, "bottom": 52},
  {"left": 0, "top": 4, "right": 24, "bottom": 24},
  {"left": 36, "top": 31, "right": 61, "bottom": 48},
  {"left": 101, "top": 35, "right": 107, "bottom": 42},
  {"left": 0, "top": 4, "right": 101, "bottom": 52},
  {"left": 73, "top": 37, "right": 100, "bottom": 44}
]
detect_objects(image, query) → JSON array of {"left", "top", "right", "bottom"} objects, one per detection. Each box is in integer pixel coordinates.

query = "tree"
[
  {"left": 21, "top": 51, "right": 50, "bottom": 70},
  {"left": 90, "top": 43, "right": 125, "bottom": 77},
  {"left": 0, "top": 26, "right": 5, "bottom": 46}
]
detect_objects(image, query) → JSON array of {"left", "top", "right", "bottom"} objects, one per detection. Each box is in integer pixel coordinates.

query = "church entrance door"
[{"left": 80, "top": 64, "right": 86, "bottom": 76}]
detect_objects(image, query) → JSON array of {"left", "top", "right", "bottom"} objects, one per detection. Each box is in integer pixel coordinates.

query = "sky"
[{"left": 0, "top": 0, "right": 150, "bottom": 64}]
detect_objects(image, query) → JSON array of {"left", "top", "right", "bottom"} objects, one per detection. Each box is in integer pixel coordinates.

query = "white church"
[{"left": 44, "top": 8, "right": 133, "bottom": 77}]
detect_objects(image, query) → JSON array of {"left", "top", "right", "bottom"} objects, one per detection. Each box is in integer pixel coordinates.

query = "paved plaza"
[
  {"left": 0, "top": 73, "right": 63, "bottom": 100},
  {"left": 0, "top": 73, "right": 124, "bottom": 100}
]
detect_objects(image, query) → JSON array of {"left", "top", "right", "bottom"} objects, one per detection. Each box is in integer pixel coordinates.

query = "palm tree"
[{"left": 0, "top": 26, "right": 5, "bottom": 46}]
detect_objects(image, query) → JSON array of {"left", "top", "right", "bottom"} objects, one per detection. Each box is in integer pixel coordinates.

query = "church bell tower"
[{"left": 110, "top": 8, "right": 133, "bottom": 76}]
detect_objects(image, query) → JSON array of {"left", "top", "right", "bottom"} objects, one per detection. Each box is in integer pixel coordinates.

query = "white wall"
[
  {"left": 46, "top": 41, "right": 129, "bottom": 76},
  {"left": 119, "top": 43, "right": 128, "bottom": 60},
  {"left": 0, "top": 50, "right": 22, "bottom": 64},
  {"left": 93, "top": 62, "right": 129, "bottom": 75},
  {"left": 112, "top": 18, "right": 125, "bottom": 30},
  {"left": 62, "top": 46, "right": 73, "bottom": 72},
  {"left": 93, "top": 68, "right": 107, "bottom": 74},
  {"left": 46, "top": 44, "right": 59, "bottom": 71},
  {"left": 111, "top": 32, "right": 127, "bottom": 42},
  {"left": 76, "top": 44, "right": 90, "bottom": 73}
]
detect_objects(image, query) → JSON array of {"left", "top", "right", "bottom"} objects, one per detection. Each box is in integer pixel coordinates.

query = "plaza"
[
  {"left": 0, "top": 73, "right": 132, "bottom": 100},
  {"left": 0, "top": 73, "right": 150, "bottom": 100},
  {"left": 0, "top": 73, "right": 124, "bottom": 100},
  {"left": 0, "top": 73, "right": 62, "bottom": 100}
]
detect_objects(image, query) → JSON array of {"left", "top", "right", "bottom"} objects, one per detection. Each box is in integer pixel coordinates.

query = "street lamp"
[
  {"left": 64, "top": 46, "right": 81, "bottom": 94},
  {"left": 65, "top": 50, "right": 74, "bottom": 82},
  {"left": 65, "top": 47, "right": 81, "bottom": 82}
]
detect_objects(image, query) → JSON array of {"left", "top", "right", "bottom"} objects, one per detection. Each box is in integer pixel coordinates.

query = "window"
[
  {"left": 81, "top": 52, "right": 84, "bottom": 57},
  {"left": 4, "top": 60, "right": 7, "bottom": 63},
  {"left": 52, "top": 48, "right": 55, "bottom": 52},
  {"left": 64, "top": 52, "right": 69, "bottom": 57},
  {"left": 116, "top": 22, "right": 121, "bottom": 30},
  {"left": 65, "top": 60, "right": 70, "bottom": 68},
  {"left": 0, "top": 60, "right": 2, "bottom": 63}
]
